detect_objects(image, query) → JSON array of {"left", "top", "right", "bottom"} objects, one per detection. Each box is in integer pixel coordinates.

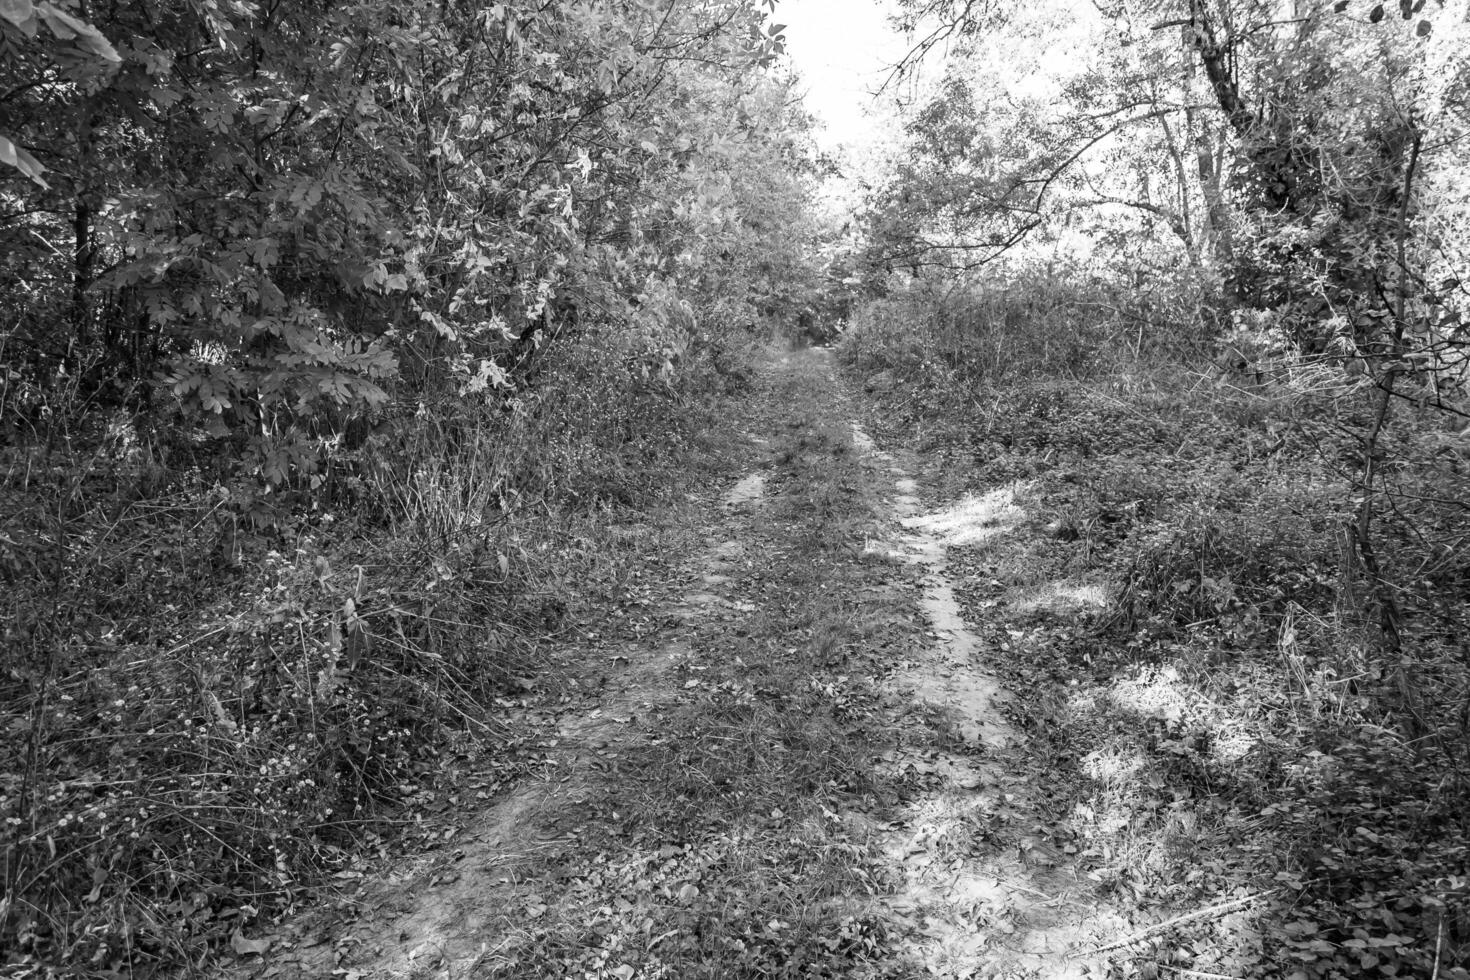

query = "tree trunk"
[
  {"left": 72, "top": 195, "right": 94, "bottom": 349},
  {"left": 1180, "top": 23, "right": 1234, "bottom": 335}
]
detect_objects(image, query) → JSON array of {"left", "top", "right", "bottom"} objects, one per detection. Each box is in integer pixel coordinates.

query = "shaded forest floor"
[{"left": 214, "top": 347, "right": 1159, "bottom": 980}]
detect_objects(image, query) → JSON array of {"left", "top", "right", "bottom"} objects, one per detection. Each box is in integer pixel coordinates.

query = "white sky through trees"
[{"left": 776, "top": 0, "right": 909, "bottom": 155}]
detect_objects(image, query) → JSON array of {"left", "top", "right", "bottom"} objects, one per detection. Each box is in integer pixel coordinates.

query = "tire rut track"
[
  {"left": 225, "top": 346, "right": 1125, "bottom": 980},
  {"left": 847, "top": 383, "right": 1123, "bottom": 978}
]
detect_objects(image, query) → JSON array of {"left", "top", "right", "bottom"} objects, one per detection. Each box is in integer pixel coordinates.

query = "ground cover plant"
[{"left": 839, "top": 278, "right": 1470, "bottom": 978}]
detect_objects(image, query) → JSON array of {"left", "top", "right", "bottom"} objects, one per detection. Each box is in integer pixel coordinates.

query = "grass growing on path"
[
  {"left": 465, "top": 355, "right": 924, "bottom": 979},
  {"left": 235, "top": 349, "right": 986, "bottom": 980},
  {"left": 840, "top": 296, "right": 1470, "bottom": 980}
]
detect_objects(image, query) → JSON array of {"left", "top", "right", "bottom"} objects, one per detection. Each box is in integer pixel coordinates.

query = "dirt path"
[
  {"left": 229, "top": 348, "right": 1122, "bottom": 980},
  {"left": 847, "top": 423, "right": 1127, "bottom": 978}
]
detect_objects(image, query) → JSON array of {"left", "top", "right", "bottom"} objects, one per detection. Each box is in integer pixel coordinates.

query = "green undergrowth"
[
  {"left": 840, "top": 289, "right": 1470, "bottom": 980},
  {"left": 0, "top": 340, "right": 756, "bottom": 976},
  {"left": 469, "top": 362, "right": 924, "bottom": 979}
]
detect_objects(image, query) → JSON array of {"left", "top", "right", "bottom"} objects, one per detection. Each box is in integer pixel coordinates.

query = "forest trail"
[{"left": 230, "top": 347, "right": 1122, "bottom": 980}]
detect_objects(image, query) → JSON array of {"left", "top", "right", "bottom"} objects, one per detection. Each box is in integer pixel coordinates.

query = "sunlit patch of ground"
[
  {"left": 899, "top": 488, "right": 1025, "bottom": 549},
  {"left": 1009, "top": 580, "right": 1109, "bottom": 615},
  {"left": 722, "top": 472, "right": 766, "bottom": 508}
]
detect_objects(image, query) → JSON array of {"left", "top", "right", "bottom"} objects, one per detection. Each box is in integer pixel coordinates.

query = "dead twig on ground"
[
  {"left": 1081, "top": 890, "right": 1274, "bottom": 956},
  {"left": 1160, "top": 966, "right": 1249, "bottom": 980}
]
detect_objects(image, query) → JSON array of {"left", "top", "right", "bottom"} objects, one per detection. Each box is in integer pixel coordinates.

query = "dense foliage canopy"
[{"left": 1, "top": 0, "right": 823, "bottom": 486}]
